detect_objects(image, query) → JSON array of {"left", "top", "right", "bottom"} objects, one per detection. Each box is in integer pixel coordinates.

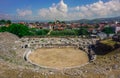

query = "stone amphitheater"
[
  {"left": 1, "top": 32, "right": 120, "bottom": 78},
  {"left": 18, "top": 37, "right": 98, "bottom": 69}
]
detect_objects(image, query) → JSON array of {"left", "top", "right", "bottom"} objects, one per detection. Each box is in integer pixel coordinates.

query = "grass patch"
[{"left": 100, "top": 39, "right": 117, "bottom": 47}]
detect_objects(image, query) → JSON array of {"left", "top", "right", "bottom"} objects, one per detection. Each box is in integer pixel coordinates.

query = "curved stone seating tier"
[{"left": 20, "top": 37, "right": 98, "bottom": 61}]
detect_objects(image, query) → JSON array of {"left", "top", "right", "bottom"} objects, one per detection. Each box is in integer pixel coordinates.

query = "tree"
[
  {"left": 102, "top": 27, "right": 114, "bottom": 34},
  {"left": 50, "top": 29, "right": 77, "bottom": 36},
  {"left": 61, "top": 21, "right": 65, "bottom": 24},
  {"left": 95, "top": 24, "right": 99, "bottom": 28},
  {"left": 8, "top": 24, "right": 31, "bottom": 37},
  {"left": 6, "top": 20, "right": 11, "bottom": 24},
  {"left": 78, "top": 27, "right": 89, "bottom": 36},
  {"left": 0, "top": 19, "right": 6, "bottom": 24},
  {"left": 35, "top": 29, "right": 49, "bottom": 35},
  {"left": 48, "top": 22, "right": 52, "bottom": 24},
  {"left": 0, "top": 19, "right": 12, "bottom": 24},
  {"left": 0, "top": 26, "right": 8, "bottom": 32},
  {"left": 56, "top": 20, "right": 60, "bottom": 24}
]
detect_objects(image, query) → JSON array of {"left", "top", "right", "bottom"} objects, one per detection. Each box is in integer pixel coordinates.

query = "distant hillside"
[
  {"left": 11, "top": 16, "right": 120, "bottom": 23},
  {"left": 66, "top": 16, "right": 120, "bottom": 24}
]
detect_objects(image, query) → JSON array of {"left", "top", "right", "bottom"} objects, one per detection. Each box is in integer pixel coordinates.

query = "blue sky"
[
  {"left": 0, "top": 0, "right": 120, "bottom": 21},
  {"left": 0, "top": 0, "right": 108, "bottom": 13}
]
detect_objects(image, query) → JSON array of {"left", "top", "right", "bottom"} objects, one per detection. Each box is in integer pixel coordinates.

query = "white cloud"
[
  {"left": 38, "top": 0, "right": 68, "bottom": 20},
  {"left": 56, "top": 0, "right": 68, "bottom": 13},
  {"left": 38, "top": 0, "right": 120, "bottom": 20},
  {"left": 16, "top": 9, "right": 32, "bottom": 17},
  {"left": 72, "top": 0, "right": 120, "bottom": 19},
  {"left": 2, "top": 0, "right": 118, "bottom": 21}
]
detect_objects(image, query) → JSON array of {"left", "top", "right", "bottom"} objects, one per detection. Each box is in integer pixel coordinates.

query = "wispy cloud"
[
  {"left": 16, "top": 9, "right": 32, "bottom": 17},
  {"left": 0, "top": 13, "right": 12, "bottom": 20}
]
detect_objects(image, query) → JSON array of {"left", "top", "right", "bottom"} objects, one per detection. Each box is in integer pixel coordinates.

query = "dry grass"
[
  {"left": 29, "top": 48, "right": 89, "bottom": 69},
  {"left": 0, "top": 61, "right": 70, "bottom": 78},
  {"left": 100, "top": 39, "right": 117, "bottom": 46}
]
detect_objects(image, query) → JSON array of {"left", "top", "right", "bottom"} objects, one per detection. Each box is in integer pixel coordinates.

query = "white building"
[{"left": 116, "top": 27, "right": 120, "bottom": 34}]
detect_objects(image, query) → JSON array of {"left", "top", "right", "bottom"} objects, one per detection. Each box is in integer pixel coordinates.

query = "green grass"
[{"left": 100, "top": 39, "right": 117, "bottom": 47}]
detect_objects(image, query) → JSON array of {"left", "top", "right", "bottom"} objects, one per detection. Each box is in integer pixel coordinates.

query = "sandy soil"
[{"left": 28, "top": 48, "right": 89, "bottom": 69}]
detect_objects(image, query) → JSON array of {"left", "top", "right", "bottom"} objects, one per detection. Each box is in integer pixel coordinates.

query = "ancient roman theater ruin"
[{"left": 20, "top": 37, "right": 97, "bottom": 69}]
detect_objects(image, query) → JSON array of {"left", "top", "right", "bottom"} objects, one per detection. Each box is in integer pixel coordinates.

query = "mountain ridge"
[
  {"left": 67, "top": 16, "right": 120, "bottom": 23},
  {"left": 11, "top": 16, "right": 120, "bottom": 23}
]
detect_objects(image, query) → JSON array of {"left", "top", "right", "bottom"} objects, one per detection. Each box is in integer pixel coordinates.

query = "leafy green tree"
[
  {"left": 50, "top": 29, "right": 76, "bottom": 36},
  {"left": 36, "top": 30, "right": 44, "bottom": 35},
  {"left": 0, "top": 19, "right": 6, "bottom": 24},
  {"left": 29, "top": 28, "right": 37, "bottom": 36},
  {"left": 95, "top": 24, "right": 99, "bottom": 28},
  {"left": 48, "top": 22, "right": 53, "bottom": 24},
  {"left": 8, "top": 24, "right": 31, "bottom": 37},
  {"left": 73, "top": 29, "right": 79, "bottom": 35},
  {"left": 6, "top": 20, "right": 11, "bottom": 24},
  {"left": 43, "top": 29, "right": 49, "bottom": 34},
  {"left": 36, "top": 29, "right": 49, "bottom": 35},
  {"left": 0, "top": 26, "right": 8, "bottom": 32},
  {"left": 56, "top": 20, "right": 60, "bottom": 24},
  {"left": 0, "top": 19, "right": 12, "bottom": 24},
  {"left": 78, "top": 27, "right": 89, "bottom": 36},
  {"left": 61, "top": 21, "right": 65, "bottom": 24},
  {"left": 102, "top": 27, "right": 114, "bottom": 34},
  {"left": 84, "top": 25, "right": 89, "bottom": 28}
]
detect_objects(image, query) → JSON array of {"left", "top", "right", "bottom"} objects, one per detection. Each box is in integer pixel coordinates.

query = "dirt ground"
[{"left": 28, "top": 48, "right": 89, "bottom": 69}]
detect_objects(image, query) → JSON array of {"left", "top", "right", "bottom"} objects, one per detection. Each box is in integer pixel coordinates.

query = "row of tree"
[
  {"left": 0, "top": 24, "right": 49, "bottom": 37},
  {"left": 50, "top": 30, "right": 77, "bottom": 36},
  {"left": 0, "top": 23, "right": 115, "bottom": 37},
  {"left": 0, "top": 19, "right": 11, "bottom": 24}
]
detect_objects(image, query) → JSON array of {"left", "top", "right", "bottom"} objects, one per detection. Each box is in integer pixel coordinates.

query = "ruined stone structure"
[{"left": 20, "top": 37, "right": 98, "bottom": 62}]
